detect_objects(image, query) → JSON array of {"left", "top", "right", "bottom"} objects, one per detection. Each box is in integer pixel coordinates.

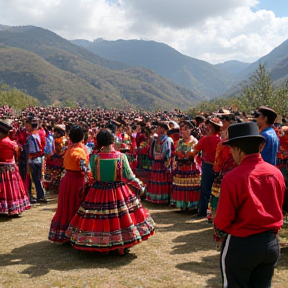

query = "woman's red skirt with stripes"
[
  {"left": 65, "top": 181, "right": 155, "bottom": 252},
  {"left": 0, "top": 164, "right": 30, "bottom": 215}
]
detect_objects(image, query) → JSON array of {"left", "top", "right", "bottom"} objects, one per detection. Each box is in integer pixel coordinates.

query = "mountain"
[
  {"left": 215, "top": 60, "right": 250, "bottom": 78},
  {"left": 221, "top": 39, "right": 288, "bottom": 98},
  {"left": 0, "top": 26, "right": 202, "bottom": 110},
  {"left": 71, "top": 39, "right": 233, "bottom": 99},
  {"left": 235, "top": 39, "right": 288, "bottom": 84}
]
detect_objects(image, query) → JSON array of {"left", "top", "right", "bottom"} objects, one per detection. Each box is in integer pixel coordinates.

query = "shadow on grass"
[
  {"left": 176, "top": 254, "right": 222, "bottom": 288},
  {"left": 0, "top": 240, "right": 137, "bottom": 278},
  {"left": 150, "top": 207, "right": 213, "bottom": 233},
  {"left": 0, "top": 214, "right": 13, "bottom": 222},
  {"left": 277, "top": 246, "right": 288, "bottom": 270},
  {"left": 171, "top": 227, "right": 215, "bottom": 254}
]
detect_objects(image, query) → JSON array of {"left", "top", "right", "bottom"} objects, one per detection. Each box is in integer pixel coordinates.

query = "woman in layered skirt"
[
  {"left": 171, "top": 120, "right": 201, "bottom": 210},
  {"left": 65, "top": 129, "right": 155, "bottom": 255},
  {"left": 48, "top": 125, "right": 88, "bottom": 243},
  {"left": 146, "top": 122, "right": 174, "bottom": 204},
  {"left": 0, "top": 119, "right": 30, "bottom": 216}
]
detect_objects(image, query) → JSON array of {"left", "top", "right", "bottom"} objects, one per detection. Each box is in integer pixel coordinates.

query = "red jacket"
[{"left": 214, "top": 153, "right": 285, "bottom": 237}]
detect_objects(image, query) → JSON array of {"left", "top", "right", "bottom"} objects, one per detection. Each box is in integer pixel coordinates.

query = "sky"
[{"left": 0, "top": 0, "right": 288, "bottom": 64}]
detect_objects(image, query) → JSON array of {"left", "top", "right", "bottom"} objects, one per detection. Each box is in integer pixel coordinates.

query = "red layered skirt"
[
  {"left": 171, "top": 162, "right": 201, "bottom": 209},
  {"left": 65, "top": 181, "right": 155, "bottom": 252},
  {"left": 146, "top": 160, "right": 172, "bottom": 203},
  {"left": 0, "top": 163, "right": 30, "bottom": 215},
  {"left": 48, "top": 170, "right": 85, "bottom": 243}
]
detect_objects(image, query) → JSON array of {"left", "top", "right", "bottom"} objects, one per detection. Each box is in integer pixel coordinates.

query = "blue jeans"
[
  {"left": 198, "top": 161, "right": 214, "bottom": 216},
  {"left": 29, "top": 162, "right": 45, "bottom": 200}
]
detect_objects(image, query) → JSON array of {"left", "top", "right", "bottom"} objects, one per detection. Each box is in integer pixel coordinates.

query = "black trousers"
[{"left": 220, "top": 231, "right": 280, "bottom": 288}]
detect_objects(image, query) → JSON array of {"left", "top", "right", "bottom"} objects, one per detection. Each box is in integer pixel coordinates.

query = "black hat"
[
  {"left": 254, "top": 106, "right": 277, "bottom": 122},
  {"left": 222, "top": 122, "right": 265, "bottom": 146}
]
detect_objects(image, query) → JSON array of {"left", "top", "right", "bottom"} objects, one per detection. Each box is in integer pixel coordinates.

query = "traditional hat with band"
[{"left": 222, "top": 122, "right": 265, "bottom": 146}]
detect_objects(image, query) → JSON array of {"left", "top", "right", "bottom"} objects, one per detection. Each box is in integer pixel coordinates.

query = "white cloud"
[{"left": 0, "top": 0, "right": 287, "bottom": 64}]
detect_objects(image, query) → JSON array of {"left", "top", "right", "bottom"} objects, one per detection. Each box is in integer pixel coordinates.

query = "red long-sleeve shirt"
[
  {"left": 214, "top": 153, "right": 285, "bottom": 237},
  {"left": 194, "top": 133, "right": 221, "bottom": 164}
]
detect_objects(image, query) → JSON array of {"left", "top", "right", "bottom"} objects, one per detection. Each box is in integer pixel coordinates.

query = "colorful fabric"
[
  {"left": 65, "top": 148, "right": 154, "bottom": 252},
  {"left": 146, "top": 160, "right": 172, "bottom": 203},
  {"left": 146, "top": 135, "right": 173, "bottom": 204},
  {"left": 170, "top": 137, "right": 201, "bottom": 209},
  {"left": 44, "top": 153, "right": 64, "bottom": 193},
  {"left": 0, "top": 163, "right": 31, "bottom": 215},
  {"left": 26, "top": 132, "right": 43, "bottom": 164},
  {"left": 65, "top": 181, "right": 155, "bottom": 252},
  {"left": 90, "top": 149, "right": 144, "bottom": 191}
]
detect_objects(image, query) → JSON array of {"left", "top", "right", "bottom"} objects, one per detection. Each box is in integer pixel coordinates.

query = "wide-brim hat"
[
  {"left": 156, "top": 121, "right": 170, "bottom": 130},
  {"left": 54, "top": 124, "right": 66, "bottom": 132},
  {"left": 254, "top": 106, "right": 277, "bottom": 122},
  {"left": 208, "top": 117, "right": 223, "bottom": 127},
  {"left": 179, "top": 120, "right": 195, "bottom": 129},
  {"left": 0, "top": 118, "right": 13, "bottom": 133},
  {"left": 222, "top": 122, "right": 266, "bottom": 146}
]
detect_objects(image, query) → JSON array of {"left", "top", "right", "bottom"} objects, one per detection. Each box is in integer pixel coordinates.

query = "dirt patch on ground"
[{"left": 0, "top": 195, "right": 288, "bottom": 288}]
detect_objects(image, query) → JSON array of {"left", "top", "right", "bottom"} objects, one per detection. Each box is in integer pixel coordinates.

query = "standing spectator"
[
  {"left": 25, "top": 114, "right": 48, "bottom": 204},
  {"left": 214, "top": 122, "right": 285, "bottom": 288},
  {"left": 194, "top": 117, "right": 222, "bottom": 216},
  {"left": 170, "top": 120, "right": 200, "bottom": 210},
  {"left": 255, "top": 106, "right": 279, "bottom": 165},
  {"left": 0, "top": 119, "right": 31, "bottom": 216},
  {"left": 146, "top": 121, "right": 174, "bottom": 204}
]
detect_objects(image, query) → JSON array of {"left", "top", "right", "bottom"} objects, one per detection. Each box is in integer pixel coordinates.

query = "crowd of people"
[{"left": 0, "top": 104, "right": 287, "bottom": 287}]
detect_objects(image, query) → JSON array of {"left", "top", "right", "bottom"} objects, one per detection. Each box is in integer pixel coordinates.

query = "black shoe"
[
  {"left": 30, "top": 198, "right": 37, "bottom": 204},
  {"left": 37, "top": 198, "right": 49, "bottom": 204}
]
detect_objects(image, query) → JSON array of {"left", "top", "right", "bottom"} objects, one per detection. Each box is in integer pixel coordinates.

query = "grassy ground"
[{"left": 0, "top": 196, "right": 288, "bottom": 288}]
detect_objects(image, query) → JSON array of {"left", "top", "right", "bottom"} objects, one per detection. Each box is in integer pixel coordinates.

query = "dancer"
[
  {"left": 65, "top": 129, "right": 155, "bottom": 255},
  {"left": 48, "top": 125, "right": 88, "bottom": 243}
]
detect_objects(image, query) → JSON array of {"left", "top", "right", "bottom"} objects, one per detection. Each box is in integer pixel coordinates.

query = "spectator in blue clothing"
[
  {"left": 25, "top": 114, "right": 49, "bottom": 204},
  {"left": 255, "top": 106, "right": 279, "bottom": 165}
]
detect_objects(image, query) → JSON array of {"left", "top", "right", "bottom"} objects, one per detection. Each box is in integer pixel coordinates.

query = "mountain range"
[{"left": 0, "top": 24, "right": 288, "bottom": 110}]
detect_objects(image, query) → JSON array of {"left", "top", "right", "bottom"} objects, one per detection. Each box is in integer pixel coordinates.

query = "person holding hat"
[
  {"left": 170, "top": 120, "right": 201, "bottom": 210},
  {"left": 0, "top": 119, "right": 31, "bottom": 216},
  {"left": 255, "top": 106, "right": 279, "bottom": 165},
  {"left": 146, "top": 121, "right": 174, "bottom": 204},
  {"left": 214, "top": 121, "right": 285, "bottom": 288},
  {"left": 194, "top": 117, "right": 222, "bottom": 216}
]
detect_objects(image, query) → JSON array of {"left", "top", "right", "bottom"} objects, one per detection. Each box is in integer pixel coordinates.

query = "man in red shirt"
[
  {"left": 214, "top": 121, "right": 285, "bottom": 288},
  {"left": 194, "top": 117, "right": 222, "bottom": 216}
]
